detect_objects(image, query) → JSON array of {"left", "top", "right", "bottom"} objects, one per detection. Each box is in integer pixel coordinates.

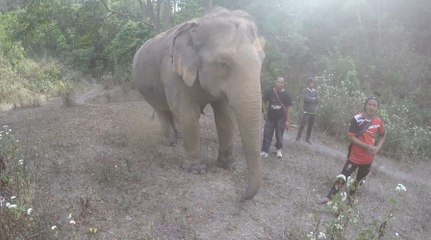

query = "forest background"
[{"left": 0, "top": 0, "right": 430, "bottom": 161}]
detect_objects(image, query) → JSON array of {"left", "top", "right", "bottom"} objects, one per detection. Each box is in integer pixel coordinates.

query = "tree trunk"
[{"left": 163, "top": 0, "right": 170, "bottom": 31}]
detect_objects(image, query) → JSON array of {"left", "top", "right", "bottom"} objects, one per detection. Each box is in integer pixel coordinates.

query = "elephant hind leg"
[{"left": 156, "top": 110, "right": 178, "bottom": 146}]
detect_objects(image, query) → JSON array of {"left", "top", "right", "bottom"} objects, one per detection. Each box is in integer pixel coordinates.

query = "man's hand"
[
  {"left": 367, "top": 145, "right": 380, "bottom": 155},
  {"left": 284, "top": 121, "right": 290, "bottom": 131}
]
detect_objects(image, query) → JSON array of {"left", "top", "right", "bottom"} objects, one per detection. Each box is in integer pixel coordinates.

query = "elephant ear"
[{"left": 171, "top": 21, "right": 199, "bottom": 87}]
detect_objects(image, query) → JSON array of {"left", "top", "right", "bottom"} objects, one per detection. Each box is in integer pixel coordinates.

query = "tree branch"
[{"left": 99, "top": 0, "right": 154, "bottom": 29}]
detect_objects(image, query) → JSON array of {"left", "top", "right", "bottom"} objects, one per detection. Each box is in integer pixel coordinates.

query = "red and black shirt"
[{"left": 347, "top": 112, "right": 385, "bottom": 165}]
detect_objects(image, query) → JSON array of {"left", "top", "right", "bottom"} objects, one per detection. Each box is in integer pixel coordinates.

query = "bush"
[
  {"left": 0, "top": 57, "right": 74, "bottom": 107},
  {"left": 108, "top": 20, "right": 153, "bottom": 84},
  {"left": 316, "top": 72, "right": 366, "bottom": 136}
]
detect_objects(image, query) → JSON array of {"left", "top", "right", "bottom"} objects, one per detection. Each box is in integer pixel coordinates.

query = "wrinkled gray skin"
[{"left": 132, "top": 8, "right": 265, "bottom": 199}]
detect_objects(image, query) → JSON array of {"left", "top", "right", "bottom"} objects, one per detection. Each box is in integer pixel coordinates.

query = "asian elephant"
[{"left": 132, "top": 7, "right": 265, "bottom": 199}]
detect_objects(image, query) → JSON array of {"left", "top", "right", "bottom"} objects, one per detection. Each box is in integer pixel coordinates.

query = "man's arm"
[
  {"left": 347, "top": 133, "right": 386, "bottom": 155},
  {"left": 283, "top": 92, "right": 292, "bottom": 130},
  {"left": 284, "top": 106, "right": 290, "bottom": 130}
]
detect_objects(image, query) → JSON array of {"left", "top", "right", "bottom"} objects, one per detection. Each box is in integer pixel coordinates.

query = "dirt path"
[{"left": 1, "top": 84, "right": 429, "bottom": 240}]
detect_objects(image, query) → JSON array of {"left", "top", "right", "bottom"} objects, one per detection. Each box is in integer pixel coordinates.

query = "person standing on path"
[
  {"left": 320, "top": 96, "right": 386, "bottom": 204},
  {"left": 296, "top": 78, "right": 319, "bottom": 144},
  {"left": 260, "top": 77, "right": 293, "bottom": 158}
]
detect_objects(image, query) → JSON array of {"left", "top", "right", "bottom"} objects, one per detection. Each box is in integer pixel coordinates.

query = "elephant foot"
[
  {"left": 163, "top": 135, "right": 179, "bottom": 146},
  {"left": 215, "top": 150, "right": 235, "bottom": 169},
  {"left": 181, "top": 160, "right": 207, "bottom": 174}
]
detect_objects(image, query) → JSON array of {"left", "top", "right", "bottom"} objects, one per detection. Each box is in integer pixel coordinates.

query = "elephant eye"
[{"left": 216, "top": 61, "right": 230, "bottom": 76}]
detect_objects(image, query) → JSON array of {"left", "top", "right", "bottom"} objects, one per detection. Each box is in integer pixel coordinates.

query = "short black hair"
[{"left": 364, "top": 96, "right": 380, "bottom": 110}]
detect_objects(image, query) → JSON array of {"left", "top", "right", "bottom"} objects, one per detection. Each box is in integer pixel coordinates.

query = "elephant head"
[{"left": 170, "top": 8, "right": 265, "bottom": 199}]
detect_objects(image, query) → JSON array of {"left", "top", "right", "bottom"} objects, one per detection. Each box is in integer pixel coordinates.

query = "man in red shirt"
[{"left": 320, "top": 96, "right": 386, "bottom": 204}]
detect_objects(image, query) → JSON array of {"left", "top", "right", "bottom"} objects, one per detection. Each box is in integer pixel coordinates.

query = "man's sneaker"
[
  {"left": 276, "top": 149, "right": 282, "bottom": 158},
  {"left": 260, "top": 152, "right": 269, "bottom": 158}
]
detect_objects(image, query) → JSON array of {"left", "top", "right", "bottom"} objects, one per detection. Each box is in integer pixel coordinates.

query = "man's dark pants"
[
  {"left": 261, "top": 116, "right": 286, "bottom": 153},
  {"left": 296, "top": 113, "right": 316, "bottom": 142}
]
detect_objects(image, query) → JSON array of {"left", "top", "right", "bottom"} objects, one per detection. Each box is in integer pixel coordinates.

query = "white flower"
[
  {"left": 336, "top": 174, "right": 346, "bottom": 182},
  {"left": 68, "top": 213, "right": 72, "bottom": 219},
  {"left": 69, "top": 220, "right": 76, "bottom": 225},
  {"left": 395, "top": 184, "right": 407, "bottom": 192},
  {"left": 27, "top": 208, "right": 33, "bottom": 215},
  {"left": 307, "top": 231, "right": 315, "bottom": 239},
  {"left": 6, "top": 202, "right": 17, "bottom": 208},
  {"left": 3, "top": 125, "right": 8, "bottom": 129},
  {"left": 317, "top": 232, "right": 327, "bottom": 239},
  {"left": 10, "top": 196, "right": 16, "bottom": 200},
  {"left": 18, "top": 159, "right": 24, "bottom": 165},
  {"left": 51, "top": 225, "right": 57, "bottom": 230},
  {"left": 332, "top": 203, "right": 339, "bottom": 212},
  {"left": 340, "top": 192, "right": 347, "bottom": 201},
  {"left": 395, "top": 232, "right": 400, "bottom": 237}
]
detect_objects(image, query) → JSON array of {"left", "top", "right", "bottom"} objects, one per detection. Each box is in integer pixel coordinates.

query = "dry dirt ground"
[{"left": 1, "top": 83, "right": 430, "bottom": 240}]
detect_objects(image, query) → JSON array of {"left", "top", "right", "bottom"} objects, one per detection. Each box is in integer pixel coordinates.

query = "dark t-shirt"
[{"left": 264, "top": 88, "right": 292, "bottom": 121}]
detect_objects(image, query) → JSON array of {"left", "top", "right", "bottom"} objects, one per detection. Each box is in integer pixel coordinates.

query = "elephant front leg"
[
  {"left": 178, "top": 107, "right": 207, "bottom": 174},
  {"left": 212, "top": 102, "right": 235, "bottom": 169}
]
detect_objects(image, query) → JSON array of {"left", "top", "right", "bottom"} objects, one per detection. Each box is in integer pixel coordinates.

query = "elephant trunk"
[{"left": 228, "top": 83, "right": 263, "bottom": 200}]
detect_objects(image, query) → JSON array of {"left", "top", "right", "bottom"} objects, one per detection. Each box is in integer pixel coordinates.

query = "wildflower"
[
  {"left": 27, "top": 208, "right": 33, "bottom": 215},
  {"left": 69, "top": 220, "right": 76, "bottom": 225},
  {"left": 307, "top": 231, "right": 315, "bottom": 239},
  {"left": 336, "top": 174, "right": 346, "bottom": 182},
  {"left": 395, "top": 184, "right": 407, "bottom": 192},
  {"left": 10, "top": 196, "right": 16, "bottom": 200},
  {"left": 3, "top": 125, "right": 8, "bottom": 129},
  {"left": 6, "top": 202, "right": 17, "bottom": 208},
  {"left": 89, "top": 227, "right": 97, "bottom": 234},
  {"left": 68, "top": 213, "right": 72, "bottom": 219},
  {"left": 18, "top": 159, "right": 24, "bottom": 165},
  {"left": 317, "top": 232, "right": 327, "bottom": 239},
  {"left": 340, "top": 192, "right": 347, "bottom": 201},
  {"left": 51, "top": 225, "right": 57, "bottom": 230},
  {"left": 395, "top": 232, "right": 400, "bottom": 237}
]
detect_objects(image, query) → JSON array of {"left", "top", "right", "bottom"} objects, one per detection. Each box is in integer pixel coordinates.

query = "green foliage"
[
  {"left": 381, "top": 101, "right": 431, "bottom": 160},
  {"left": 175, "top": 0, "right": 208, "bottom": 23},
  {"left": 316, "top": 73, "right": 366, "bottom": 136},
  {"left": 109, "top": 21, "right": 153, "bottom": 83},
  {"left": 0, "top": 57, "right": 71, "bottom": 106}
]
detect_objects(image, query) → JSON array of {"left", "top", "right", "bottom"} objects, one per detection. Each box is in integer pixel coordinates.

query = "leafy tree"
[{"left": 109, "top": 20, "right": 153, "bottom": 82}]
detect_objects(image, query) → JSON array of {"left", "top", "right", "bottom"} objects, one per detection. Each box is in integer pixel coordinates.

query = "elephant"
[{"left": 132, "top": 7, "right": 265, "bottom": 199}]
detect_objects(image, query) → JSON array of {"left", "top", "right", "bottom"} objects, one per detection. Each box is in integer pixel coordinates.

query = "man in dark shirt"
[{"left": 260, "top": 77, "right": 293, "bottom": 158}]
